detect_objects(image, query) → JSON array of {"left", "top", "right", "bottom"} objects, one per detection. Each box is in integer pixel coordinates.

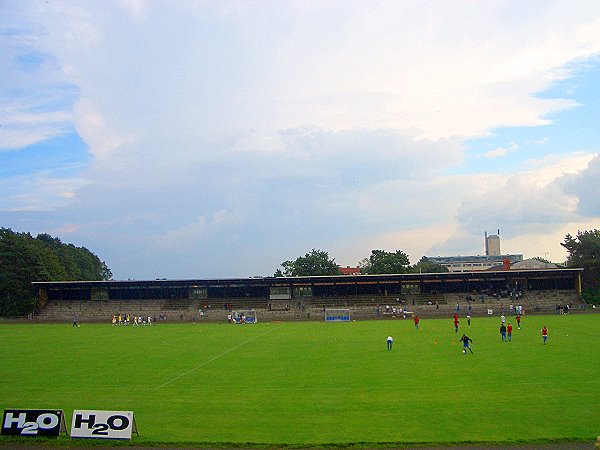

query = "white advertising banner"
[{"left": 70, "top": 410, "right": 137, "bottom": 440}]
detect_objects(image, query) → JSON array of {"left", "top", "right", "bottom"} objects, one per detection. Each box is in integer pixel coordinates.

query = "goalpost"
[
  {"left": 232, "top": 309, "right": 257, "bottom": 324},
  {"left": 324, "top": 308, "right": 350, "bottom": 322}
]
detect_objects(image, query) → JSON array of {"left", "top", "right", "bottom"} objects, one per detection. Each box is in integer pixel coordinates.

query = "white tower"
[{"left": 485, "top": 230, "right": 501, "bottom": 256}]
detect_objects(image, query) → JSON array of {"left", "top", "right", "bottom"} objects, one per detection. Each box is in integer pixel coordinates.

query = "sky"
[{"left": 1, "top": 0, "right": 600, "bottom": 280}]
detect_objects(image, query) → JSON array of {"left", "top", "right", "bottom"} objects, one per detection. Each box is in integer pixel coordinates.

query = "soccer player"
[
  {"left": 500, "top": 323, "right": 507, "bottom": 342},
  {"left": 516, "top": 314, "right": 521, "bottom": 329},
  {"left": 413, "top": 315, "right": 420, "bottom": 329},
  {"left": 466, "top": 314, "right": 471, "bottom": 327},
  {"left": 387, "top": 335, "right": 393, "bottom": 350},
  {"left": 72, "top": 314, "right": 79, "bottom": 327},
  {"left": 459, "top": 334, "right": 473, "bottom": 354},
  {"left": 454, "top": 317, "right": 459, "bottom": 333},
  {"left": 541, "top": 326, "right": 548, "bottom": 344},
  {"left": 507, "top": 323, "right": 513, "bottom": 342}
]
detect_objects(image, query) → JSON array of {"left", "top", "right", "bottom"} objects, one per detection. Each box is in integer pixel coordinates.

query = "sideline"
[
  {"left": 153, "top": 325, "right": 279, "bottom": 390},
  {"left": 0, "top": 440, "right": 595, "bottom": 449}
]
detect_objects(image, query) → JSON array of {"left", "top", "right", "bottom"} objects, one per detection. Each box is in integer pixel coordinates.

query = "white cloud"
[
  {"left": 559, "top": 153, "right": 600, "bottom": 216},
  {"left": 485, "top": 142, "right": 519, "bottom": 158},
  {"left": 72, "top": 100, "right": 136, "bottom": 159},
  {"left": 159, "top": 210, "right": 243, "bottom": 250},
  {"left": 485, "top": 147, "right": 508, "bottom": 158},
  {"left": 0, "top": 6, "right": 78, "bottom": 151},
  {"left": 347, "top": 223, "right": 460, "bottom": 266},
  {"left": 2, "top": 1, "right": 600, "bottom": 278},
  {"left": 19, "top": 0, "right": 600, "bottom": 159},
  {"left": 432, "top": 152, "right": 599, "bottom": 262},
  {"left": 502, "top": 219, "right": 600, "bottom": 263},
  {"left": 0, "top": 174, "right": 90, "bottom": 211}
]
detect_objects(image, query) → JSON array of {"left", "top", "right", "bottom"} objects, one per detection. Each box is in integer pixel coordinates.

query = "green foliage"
[
  {"left": 277, "top": 249, "right": 447, "bottom": 276},
  {"left": 582, "top": 289, "right": 600, "bottom": 305},
  {"left": 532, "top": 256, "right": 552, "bottom": 264},
  {"left": 411, "top": 256, "right": 449, "bottom": 273},
  {"left": 561, "top": 229, "right": 600, "bottom": 292},
  {"left": 0, "top": 228, "right": 112, "bottom": 317},
  {"left": 276, "top": 249, "right": 340, "bottom": 276},
  {"left": 359, "top": 249, "right": 411, "bottom": 274}
]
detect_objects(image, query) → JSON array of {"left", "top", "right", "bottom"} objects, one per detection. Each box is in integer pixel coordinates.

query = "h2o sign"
[
  {"left": 70, "top": 410, "right": 137, "bottom": 440},
  {"left": 1, "top": 409, "right": 66, "bottom": 437}
]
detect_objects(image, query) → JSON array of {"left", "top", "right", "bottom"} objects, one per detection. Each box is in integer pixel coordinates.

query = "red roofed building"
[{"left": 338, "top": 266, "right": 361, "bottom": 275}]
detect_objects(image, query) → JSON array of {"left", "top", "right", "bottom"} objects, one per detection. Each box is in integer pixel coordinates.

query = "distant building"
[
  {"left": 426, "top": 230, "right": 523, "bottom": 273},
  {"left": 510, "top": 259, "right": 561, "bottom": 270},
  {"left": 426, "top": 254, "right": 523, "bottom": 273},
  {"left": 485, "top": 231, "right": 501, "bottom": 256},
  {"left": 338, "top": 266, "right": 361, "bottom": 275}
]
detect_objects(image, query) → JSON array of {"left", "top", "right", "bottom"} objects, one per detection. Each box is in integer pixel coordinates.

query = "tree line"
[
  {"left": 0, "top": 228, "right": 112, "bottom": 317},
  {"left": 561, "top": 230, "right": 600, "bottom": 304},
  {"left": 275, "top": 230, "right": 600, "bottom": 304},
  {"left": 1, "top": 228, "right": 598, "bottom": 317},
  {"left": 274, "top": 248, "right": 448, "bottom": 277}
]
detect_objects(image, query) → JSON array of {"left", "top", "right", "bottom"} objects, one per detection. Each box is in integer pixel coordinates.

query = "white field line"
[
  {"left": 153, "top": 325, "right": 279, "bottom": 390},
  {"left": 3, "top": 377, "right": 599, "bottom": 393}
]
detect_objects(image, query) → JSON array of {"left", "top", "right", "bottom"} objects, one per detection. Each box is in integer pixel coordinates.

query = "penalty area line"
[{"left": 153, "top": 325, "right": 278, "bottom": 391}]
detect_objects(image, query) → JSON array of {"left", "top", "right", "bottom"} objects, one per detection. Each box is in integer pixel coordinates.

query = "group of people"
[
  {"left": 494, "top": 315, "right": 549, "bottom": 349},
  {"left": 452, "top": 313, "right": 471, "bottom": 332},
  {"left": 384, "top": 304, "right": 412, "bottom": 318},
  {"left": 227, "top": 312, "right": 251, "bottom": 324},
  {"left": 386, "top": 312, "right": 550, "bottom": 354},
  {"left": 111, "top": 313, "right": 153, "bottom": 326},
  {"left": 496, "top": 314, "right": 549, "bottom": 345}
]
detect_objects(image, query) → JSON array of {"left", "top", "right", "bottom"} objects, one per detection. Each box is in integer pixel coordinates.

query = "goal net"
[
  {"left": 232, "top": 309, "right": 257, "bottom": 324},
  {"left": 324, "top": 308, "right": 350, "bottom": 322}
]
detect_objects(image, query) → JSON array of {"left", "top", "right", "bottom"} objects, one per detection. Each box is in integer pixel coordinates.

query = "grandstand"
[{"left": 33, "top": 268, "right": 586, "bottom": 322}]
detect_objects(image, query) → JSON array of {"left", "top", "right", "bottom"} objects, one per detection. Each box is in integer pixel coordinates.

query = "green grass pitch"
[{"left": 1, "top": 314, "right": 598, "bottom": 447}]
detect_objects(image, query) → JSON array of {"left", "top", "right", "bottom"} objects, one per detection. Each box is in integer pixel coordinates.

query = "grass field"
[{"left": 0, "top": 314, "right": 598, "bottom": 448}]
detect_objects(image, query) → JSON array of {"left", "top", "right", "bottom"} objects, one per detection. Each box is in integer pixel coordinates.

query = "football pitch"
[{"left": 1, "top": 314, "right": 598, "bottom": 448}]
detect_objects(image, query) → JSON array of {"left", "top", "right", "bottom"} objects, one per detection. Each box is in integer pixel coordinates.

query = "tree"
[
  {"left": 411, "top": 256, "right": 449, "bottom": 273},
  {"left": 532, "top": 256, "right": 553, "bottom": 264},
  {"left": 561, "top": 230, "right": 600, "bottom": 296},
  {"left": 359, "top": 249, "right": 411, "bottom": 275},
  {"left": 275, "top": 249, "right": 340, "bottom": 277},
  {"left": 0, "top": 228, "right": 112, "bottom": 317}
]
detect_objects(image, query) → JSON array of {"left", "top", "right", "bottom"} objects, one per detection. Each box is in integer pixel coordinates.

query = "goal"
[
  {"left": 324, "top": 308, "right": 350, "bottom": 322},
  {"left": 232, "top": 309, "right": 257, "bottom": 324}
]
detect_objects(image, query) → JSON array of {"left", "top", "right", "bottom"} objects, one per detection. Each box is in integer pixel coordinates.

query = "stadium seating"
[{"left": 35, "top": 289, "right": 585, "bottom": 323}]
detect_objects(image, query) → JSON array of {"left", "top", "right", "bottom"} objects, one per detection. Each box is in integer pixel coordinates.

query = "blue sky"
[
  {"left": 1, "top": 1, "right": 600, "bottom": 279},
  {"left": 460, "top": 60, "right": 600, "bottom": 175}
]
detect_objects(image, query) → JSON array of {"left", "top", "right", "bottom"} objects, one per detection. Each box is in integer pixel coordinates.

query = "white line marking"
[
  {"left": 3, "top": 377, "right": 599, "bottom": 393},
  {"left": 154, "top": 326, "right": 278, "bottom": 390}
]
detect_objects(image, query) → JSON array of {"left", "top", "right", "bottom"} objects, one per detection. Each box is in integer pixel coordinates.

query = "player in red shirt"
[
  {"left": 507, "top": 323, "right": 513, "bottom": 342},
  {"left": 516, "top": 314, "right": 521, "bottom": 329},
  {"left": 541, "top": 326, "right": 548, "bottom": 344},
  {"left": 413, "top": 315, "right": 420, "bottom": 329},
  {"left": 454, "top": 317, "right": 459, "bottom": 333}
]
